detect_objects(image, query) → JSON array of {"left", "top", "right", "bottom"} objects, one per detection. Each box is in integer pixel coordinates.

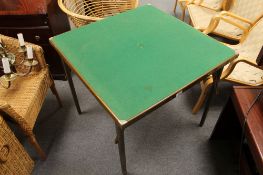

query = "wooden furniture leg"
[
  {"left": 173, "top": 0, "right": 178, "bottom": 14},
  {"left": 50, "top": 83, "right": 62, "bottom": 107},
  {"left": 192, "top": 78, "right": 213, "bottom": 114},
  {"left": 28, "top": 133, "right": 46, "bottom": 160},
  {"left": 199, "top": 67, "right": 223, "bottom": 127},
  {"left": 62, "top": 61, "right": 82, "bottom": 114},
  {"left": 115, "top": 124, "right": 127, "bottom": 175}
]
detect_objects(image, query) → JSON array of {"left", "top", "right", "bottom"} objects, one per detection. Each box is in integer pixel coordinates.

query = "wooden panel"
[
  {"left": 211, "top": 86, "right": 263, "bottom": 174},
  {"left": 0, "top": 15, "right": 48, "bottom": 27},
  {"left": 0, "top": 0, "right": 21, "bottom": 11},
  {"left": 232, "top": 87, "right": 263, "bottom": 175},
  {"left": 0, "top": 0, "right": 51, "bottom": 15}
]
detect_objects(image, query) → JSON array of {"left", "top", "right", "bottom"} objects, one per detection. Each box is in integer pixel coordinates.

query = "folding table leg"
[
  {"left": 199, "top": 67, "right": 223, "bottom": 127},
  {"left": 115, "top": 124, "right": 127, "bottom": 175},
  {"left": 62, "top": 61, "right": 82, "bottom": 114}
]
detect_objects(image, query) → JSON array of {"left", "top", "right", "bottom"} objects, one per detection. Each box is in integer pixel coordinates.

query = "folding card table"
[{"left": 50, "top": 5, "right": 237, "bottom": 175}]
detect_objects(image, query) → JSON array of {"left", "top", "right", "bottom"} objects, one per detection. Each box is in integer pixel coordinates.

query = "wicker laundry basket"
[{"left": 58, "top": 0, "right": 139, "bottom": 27}]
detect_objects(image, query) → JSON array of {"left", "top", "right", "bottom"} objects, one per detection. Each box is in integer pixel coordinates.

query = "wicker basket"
[
  {"left": 0, "top": 116, "right": 34, "bottom": 175},
  {"left": 58, "top": 0, "right": 139, "bottom": 27}
]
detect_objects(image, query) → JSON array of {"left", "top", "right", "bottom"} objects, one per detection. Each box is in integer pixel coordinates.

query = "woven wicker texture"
[
  {"left": 224, "top": 17, "right": 263, "bottom": 85},
  {"left": 0, "top": 34, "right": 60, "bottom": 160},
  {"left": 0, "top": 116, "right": 34, "bottom": 175},
  {"left": 58, "top": 0, "right": 139, "bottom": 27},
  {"left": 188, "top": 0, "right": 263, "bottom": 40},
  {"left": 0, "top": 69, "right": 51, "bottom": 129}
]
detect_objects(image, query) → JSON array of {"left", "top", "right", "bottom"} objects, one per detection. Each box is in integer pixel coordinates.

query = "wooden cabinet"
[
  {"left": 211, "top": 86, "right": 263, "bottom": 175},
  {"left": 0, "top": 0, "right": 70, "bottom": 80}
]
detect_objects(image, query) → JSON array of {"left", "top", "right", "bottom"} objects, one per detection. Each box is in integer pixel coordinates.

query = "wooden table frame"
[
  {"left": 60, "top": 57, "right": 234, "bottom": 175},
  {"left": 50, "top": 5, "right": 237, "bottom": 174}
]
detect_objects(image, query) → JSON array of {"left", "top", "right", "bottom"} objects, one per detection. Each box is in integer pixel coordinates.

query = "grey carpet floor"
[{"left": 19, "top": 1, "right": 240, "bottom": 174}]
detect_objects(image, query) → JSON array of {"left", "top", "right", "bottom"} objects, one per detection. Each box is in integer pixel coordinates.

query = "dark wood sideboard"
[
  {"left": 211, "top": 86, "right": 263, "bottom": 175},
  {"left": 0, "top": 0, "right": 70, "bottom": 80}
]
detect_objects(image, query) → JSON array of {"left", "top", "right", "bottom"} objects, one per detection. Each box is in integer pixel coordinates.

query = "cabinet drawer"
[
  {"left": 0, "top": 26, "right": 51, "bottom": 44},
  {"left": 0, "top": 15, "right": 49, "bottom": 27}
]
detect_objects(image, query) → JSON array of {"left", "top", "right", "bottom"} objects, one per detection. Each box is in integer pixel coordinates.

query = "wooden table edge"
[{"left": 50, "top": 37, "right": 237, "bottom": 128}]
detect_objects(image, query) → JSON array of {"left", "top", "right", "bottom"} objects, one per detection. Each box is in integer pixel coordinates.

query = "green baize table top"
[{"left": 50, "top": 5, "right": 235, "bottom": 126}]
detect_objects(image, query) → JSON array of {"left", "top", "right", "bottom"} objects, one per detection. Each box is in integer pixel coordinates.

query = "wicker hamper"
[
  {"left": 58, "top": 0, "right": 139, "bottom": 27},
  {"left": 0, "top": 116, "right": 34, "bottom": 175}
]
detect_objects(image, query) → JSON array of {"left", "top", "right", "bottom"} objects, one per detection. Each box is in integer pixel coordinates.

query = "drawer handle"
[
  {"left": 0, "top": 144, "right": 10, "bottom": 163},
  {"left": 35, "top": 35, "right": 41, "bottom": 41}
]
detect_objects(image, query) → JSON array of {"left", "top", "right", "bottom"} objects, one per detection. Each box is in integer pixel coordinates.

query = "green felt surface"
[{"left": 50, "top": 5, "right": 235, "bottom": 122}]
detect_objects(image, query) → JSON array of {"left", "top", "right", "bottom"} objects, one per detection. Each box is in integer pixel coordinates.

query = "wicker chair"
[
  {"left": 187, "top": 0, "right": 263, "bottom": 41},
  {"left": 192, "top": 17, "right": 263, "bottom": 114},
  {"left": 0, "top": 34, "right": 62, "bottom": 160},
  {"left": 0, "top": 115, "right": 34, "bottom": 175},
  {"left": 58, "top": 0, "right": 139, "bottom": 27},
  {"left": 174, "top": 0, "right": 226, "bottom": 21}
]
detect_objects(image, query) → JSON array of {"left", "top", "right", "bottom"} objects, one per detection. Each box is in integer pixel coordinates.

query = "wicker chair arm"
[
  {"left": 220, "top": 57, "right": 263, "bottom": 79},
  {"left": 0, "top": 102, "right": 31, "bottom": 134}
]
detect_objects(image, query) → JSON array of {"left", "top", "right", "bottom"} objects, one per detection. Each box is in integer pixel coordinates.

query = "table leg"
[
  {"left": 115, "top": 124, "right": 127, "bottom": 175},
  {"left": 62, "top": 61, "right": 82, "bottom": 114},
  {"left": 199, "top": 68, "right": 223, "bottom": 127}
]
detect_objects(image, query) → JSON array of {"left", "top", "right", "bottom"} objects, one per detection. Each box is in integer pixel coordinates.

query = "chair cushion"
[
  {"left": 224, "top": 44, "right": 262, "bottom": 85},
  {"left": 187, "top": 4, "right": 247, "bottom": 40},
  {"left": 0, "top": 68, "right": 52, "bottom": 129},
  {"left": 223, "top": 17, "right": 263, "bottom": 86},
  {"left": 225, "top": 62, "right": 263, "bottom": 85}
]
